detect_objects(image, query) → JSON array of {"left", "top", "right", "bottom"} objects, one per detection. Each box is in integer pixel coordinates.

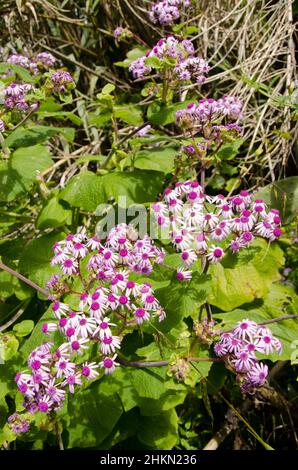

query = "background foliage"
[{"left": 0, "top": 0, "right": 297, "bottom": 450}]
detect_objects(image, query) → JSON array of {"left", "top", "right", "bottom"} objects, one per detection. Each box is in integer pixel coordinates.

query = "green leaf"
[
  {"left": 132, "top": 146, "right": 177, "bottom": 173},
  {"left": 147, "top": 101, "right": 193, "bottom": 126},
  {"left": 114, "top": 47, "right": 147, "bottom": 68},
  {"left": 19, "top": 232, "right": 63, "bottom": 293},
  {"left": 0, "top": 62, "right": 35, "bottom": 83},
  {"left": 131, "top": 368, "right": 166, "bottom": 400},
  {"left": 156, "top": 272, "right": 211, "bottom": 329},
  {"left": 67, "top": 384, "right": 123, "bottom": 448},
  {"left": 96, "top": 170, "right": 163, "bottom": 207},
  {"left": 2, "top": 335, "right": 19, "bottom": 361},
  {"left": 216, "top": 139, "right": 243, "bottom": 160},
  {"left": 36, "top": 197, "right": 71, "bottom": 229},
  {"left": 101, "top": 83, "right": 116, "bottom": 95},
  {"left": 138, "top": 409, "right": 179, "bottom": 449},
  {"left": 59, "top": 171, "right": 104, "bottom": 212},
  {"left": 256, "top": 176, "right": 298, "bottom": 224},
  {"left": 214, "top": 284, "right": 298, "bottom": 361},
  {"left": 144, "top": 57, "right": 162, "bottom": 69},
  {"left": 5, "top": 125, "right": 75, "bottom": 149},
  {"left": 208, "top": 239, "right": 284, "bottom": 311},
  {"left": 0, "top": 144, "right": 53, "bottom": 201},
  {"left": 13, "top": 320, "right": 34, "bottom": 337},
  {"left": 114, "top": 104, "right": 143, "bottom": 126}
]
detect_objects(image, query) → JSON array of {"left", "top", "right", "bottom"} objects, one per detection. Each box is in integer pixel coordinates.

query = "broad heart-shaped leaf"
[
  {"left": 132, "top": 146, "right": 178, "bottom": 174},
  {"left": 99, "top": 170, "right": 164, "bottom": 206},
  {"left": 216, "top": 139, "right": 244, "bottom": 160},
  {"left": 208, "top": 239, "right": 284, "bottom": 311},
  {"left": 0, "top": 144, "right": 53, "bottom": 202},
  {"left": 137, "top": 409, "right": 179, "bottom": 449},
  {"left": 60, "top": 169, "right": 164, "bottom": 211},
  {"left": 36, "top": 197, "right": 71, "bottom": 229},
  {"left": 114, "top": 104, "right": 143, "bottom": 126},
  {"left": 67, "top": 383, "right": 123, "bottom": 448},
  {"left": 131, "top": 367, "right": 166, "bottom": 400},
  {"left": 5, "top": 125, "right": 75, "bottom": 149},
  {"left": 59, "top": 171, "right": 104, "bottom": 212},
  {"left": 19, "top": 232, "right": 63, "bottom": 296},
  {"left": 214, "top": 283, "right": 298, "bottom": 361},
  {"left": 155, "top": 272, "right": 211, "bottom": 329},
  {"left": 11, "top": 144, "right": 52, "bottom": 189},
  {"left": 147, "top": 100, "right": 193, "bottom": 126},
  {"left": 255, "top": 176, "right": 298, "bottom": 224}
]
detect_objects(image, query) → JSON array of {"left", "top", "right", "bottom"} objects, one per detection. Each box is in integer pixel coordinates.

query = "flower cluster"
[
  {"left": 16, "top": 224, "right": 166, "bottom": 416},
  {"left": 214, "top": 319, "right": 282, "bottom": 393},
  {"left": 113, "top": 27, "right": 133, "bottom": 40},
  {"left": 3, "top": 82, "right": 35, "bottom": 111},
  {"left": 151, "top": 181, "right": 282, "bottom": 280},
  {"left": 7, "top": 51, "right": 56, "bottom": 73},
  {"left": 50, "top": 70, "right": 75, "bottom": 94},
  {"left": 149, "top": 0, "right": 190, "bottom": 26},
  {"left": 129, "top": 36, "right": 209, "bottom": 84},
  {"left": 176, "top": 97, "right": 243, "bottom": 131},
  {"left": 7, "top": 413, "right": 30, "bottom": 434}
]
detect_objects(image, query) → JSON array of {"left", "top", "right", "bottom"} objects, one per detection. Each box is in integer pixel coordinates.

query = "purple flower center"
[
  {"left": 71, "top": 341, "right": 80, "bottom": 350},
  {"left": 38, "top": 402, "right": 49, "bottom": 412},
  {"left": 103, "top": 358, "right": 113, "bottom": 368},
  {"left": 59, "top": 318, "right": 67, "bottom": 327},
  {"left": 82, "top": 366, "right": 90, "bottom": 377},
  {"left": 135, "top": 308, "right": 145, "bottom": 318},
  {"left": 31, "top": 360, "right": 41, "bottom": 370},
  {"left": 127, "top": 281, "right": 135, "bottom": 289},
  {"left": 64, "top": 259, "right": 73, "bottom": 267},
  {"left": 103, "top": 337, "right": 113, "bottom": 344},
  {"left": 119, "top": 295, "right": 128, "bottom": 305},
  {"left": 91, "top": 302, "right": 100, "bottom": 311},
  {"left": 66, "top": 327, "right": 75, "bottom": 337},
  {"left": 213, "top": 249, "right": 222, "bottom": 258}
]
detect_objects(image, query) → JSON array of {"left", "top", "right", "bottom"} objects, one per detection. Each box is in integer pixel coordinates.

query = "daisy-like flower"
[
  {"left": 176, "top": 268, "right": 192, "bottom": 281},
  {"left": 99, "top": 355, "right": 119, "bottom": 375},
  {"left": 134, "top": 307, "right": 150, "bottom": 324},
  {"left": 61, "top": 258, "right": 78, "bottom": 275},
  {"left": 63, "top": 372, "right": 82, "bottom": 393},
  {"left": 93, "top": 317, "right": 116, "bottom": 340},
  {"left": 81, "top": 362, "right": 99, "bottom": 380},
  {"left": 255, "top": 220, "right": 273, "bottom": 238},
  {"left": 52, "top": 301, "right": 69, "bottom": 319},
  {"left": 37, "top": 395, "right": 54, "bottom": 413},
  {"left": 232, "top": 350, "right": 255, "bottom": 372},
  {"left": 207, "top": 246, "right": 224, "bottom": 263},
  {"left": 46, "top": 379, "right": 66, "bottom": 403},
  {"left": 69, "top": 338, "right": 89, "bottom": 354},
  {"left": 142, "top": 294, "right": 160, "bottom": 310},
  {"left": 41, "top": 322, "right": 58, "bottom": 336},
  {"left": 71, "top": 241, "right": 88, "bottom": 258},
  {"left": 246, "top": 362, "right": 268, "bottom": 385},
  {"left": 180, "top": 249, "right": 197, "bottom": 267},
  {"left": 100, "top": 335, "right": 121, "bottom": 355},
  {"left": 55, "top": 359, "right": 76, "bottom": 378},
  {"left": 76, "top": 314, "right": 97, "bottom": 338},
  {"left": 233, "top": 319, "right": 257, "bottom": 341}
]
